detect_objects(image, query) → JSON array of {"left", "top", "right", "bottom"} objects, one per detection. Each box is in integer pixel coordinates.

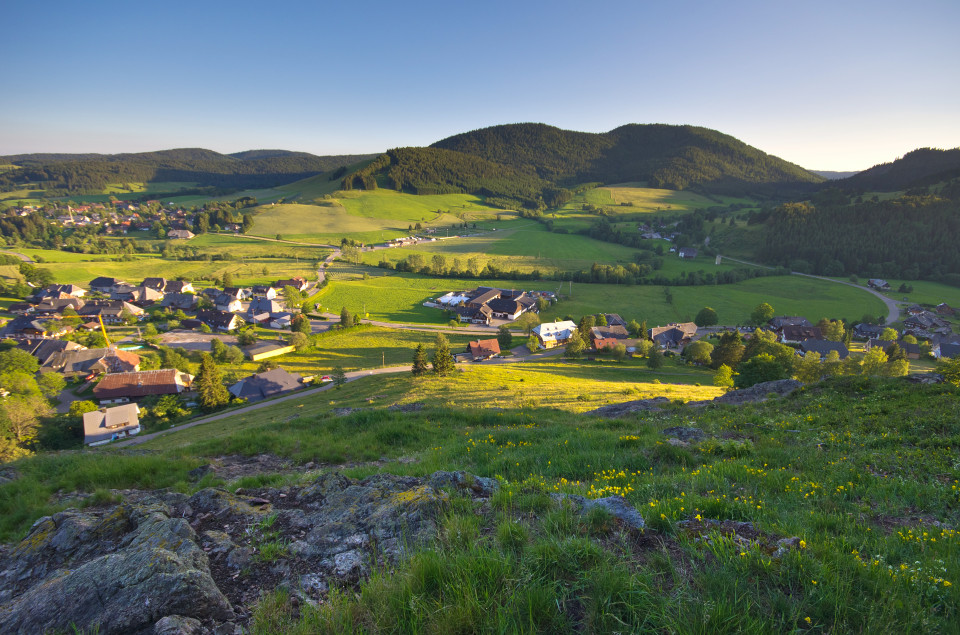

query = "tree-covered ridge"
[
  {"left": 341, "top": 147, "right": 571, "bottom": 211},
  {"left": 0, "top": 149, "right": 377, "bottom": 194},
  {"left": 431, "top": 123, "right": 824, "bottom": 193},
  {"left": 835, "top": 147, "right": 960, "bottom": 193},
  {"left": 758, "top": 182, "right": 960, "bottom": 282}
]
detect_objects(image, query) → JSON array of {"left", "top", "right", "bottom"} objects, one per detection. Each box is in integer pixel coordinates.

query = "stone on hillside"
[
  {"left": 661, "top": 426, "right": 707, "bottom": 442},
  {"left": 0, "top": 501, "right": 233, "bottom": 635},
  {"left": 551, "top": 493, "right": 646, "bottom": 531},
  {"left": 154, "top": 615, "right": 204, "bottom": 635},
  {"left": 712, "top": 379, "right": 802, "bottom": 405},
  {"left": 429, "top": 470, "right": 500, "bottom": 497}
]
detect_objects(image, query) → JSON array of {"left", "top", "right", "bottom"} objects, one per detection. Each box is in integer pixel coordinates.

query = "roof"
[
  {"left": 593, "top": 337, "right": 622, "bottom": 350},
  {"left": 799, "top": 340, "right": 849, "bottom": 359},
  {"left": 90, "top": 277, "right": 123, "bottom": 288},
  {"left": 781, "top": 325, "right": 823, "bottom": 341},
  {"left": 487, "top": 298, "right": 522, "bottom": 315},
  {"left": 228, "top": 368, "right": 303, "bottom": 401},
  {"left": 83, "top": 404, "right": 141, "bottom": 445},
  {"left": 768, "top": 316, "right": 813, "bottom": 329},
  {"left": 142, "top": 277, "right": 167, "bottom": 290},
  {"left": 590, "top": 325, "right": 629, "bottom": 340},
  {"left": 940, "top": 343, "right": 960, "bottom": 359},
  {"left": 46, "top": 347, "right": 140, "bottom": 375},
  {"left": 468, "top": 288, "right": 501, "bottom": 306},
  {"left": 17, "top": 338, "right": 85, "bottom": 365},
  {"left": 196, "top": 310, "right": 238, "bottom": 329},
  {"left": 468, "top": 339, "right": 500, "bottom": 358},
  {"left": 248, "top": 298, "right": 282, "bottom": 314},
  {"left": 604, "top": 314, "right": 627, "bottom": 327},
  {"left": 164, "top": 280, "right": 193, "bottom": 293},
  {"left": 93, "top": 369, "right": 192, "bottom": 399},
  {"left": 533, "top": 321, "right": 577, "bottom": 342}
]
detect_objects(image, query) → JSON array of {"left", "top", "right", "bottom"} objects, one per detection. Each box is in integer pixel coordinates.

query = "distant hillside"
[
  {"left": 812, "top": 170, "right": 860, "bottom": 180},
  {"left": 835, "top": 147, "right": 960, "bottom": 192},
  {"left": 433, "top": 123, "right": 824, "bottom": 193},
  {"left": 0, "top": 149, "right": 377, "bottom": 195}
]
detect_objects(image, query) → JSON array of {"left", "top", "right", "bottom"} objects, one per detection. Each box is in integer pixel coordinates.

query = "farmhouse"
[
  {"left": 196, "top": 310, "right": 241, "bottom": 332},
  {"left": 164, "top": 280, "right": 195, "bottom": 294},
  {"left": 779, "top": 325, "right": 824, "bottom": 344},
  {"left": 89, "top": 277, "right": 126, "bottom": 295},
  {"left": 868, "top": 279, "right": 891, "bottom": 291},
  {"left": 215, "top": 294, "right": 243, "bottom": 312},
  {"left": 487, "top": 298, "right": 523, "bottom": 320},
  {"left": 93, "top": 369, "right": 193, "bottom": 401},
  {"left": 678, "top": 248, "right": 698, "bottom": 259},
  {"left": 229, "top": 367, "right": 304, "bottom": 401},
  {"left": 141, "top": 277, "right": 167, "bottom": 291},
  {"left": 167, "top": 229, "right": 195, "bottom": 240},
  {"left": 251, "top": 285, "right": 278, "bottom": 300},
  {"left": 767, "top": 316, "right": 813, "bottom": 331},
  {"left": 83, "top": 404, "right": 141, "bottom": 446},
  {"left": 16, "top": 338, "right": 85, "bottom": 366},
  {"left": 468, "top": 339, "right": 500, "bottom": 360},
  {"left": 44, "top": 347, "right": 141, "bottom": 377},
  {"left": 649, "top": 323, "right": 698, "bottom": 349},
  {"left": 275, "top": 277, "right": 309, "bottom": 292},
  {"left": 160, "top": 293, "right": 198, "bottom": 311},
  {"left": 533, "top": 321, "right": 578, "bottom": 349}
]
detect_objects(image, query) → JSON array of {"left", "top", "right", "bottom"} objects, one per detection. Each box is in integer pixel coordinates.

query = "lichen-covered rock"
[
  {"left": 154, "top": 614, "right": 204, "bottom": 635},
  {"left": 429, "top": 470, "right": 500, "bottom": 497},
  {"left": 661, "top": 426, "right": 708, "bottom": 442},
  {"left": 711, "top": 379, "right": 802, "bottom": 405},
  {"left": 551, "top": 493, "right": 646, "bottom": 530},
  {"left": 0, "top": 501, "right": 233, "bottom": 635}
]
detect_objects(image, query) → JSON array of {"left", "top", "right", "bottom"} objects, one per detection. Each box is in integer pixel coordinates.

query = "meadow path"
[{"left": 0, "top": 250, "right": 33, "bottom": 263}]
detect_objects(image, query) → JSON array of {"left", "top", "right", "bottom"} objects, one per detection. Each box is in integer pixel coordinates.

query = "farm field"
[
  {"left": 868, "top": 279, "right": 960, "bottom": 310},
  {"left": 317, "top": 263, "right": 887, "bottom": 326}
]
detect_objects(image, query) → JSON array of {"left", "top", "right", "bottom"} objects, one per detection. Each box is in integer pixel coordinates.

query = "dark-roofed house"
[
  {"left": 251, "top": 285, "right": 278, "bottom": 300},
  {"left": 768, "top": 316, "right": 813, "bottom": 331},
  {"left": 487, "top": 297, "right": 523, "bottom": 320},
  {"left": 468, "top": 339, "right": 500, "bottom": 360},
  {"left": 590, "top": 325, "right": 629, "bottom": 343},
  {"left": 141, "top": 277, "right": 167, "bottom": 291},
  {"left": 228, "top": 368, "right": 304, "bottom": 402},
  {"left": 17, "top": 338, "right": 85, "bottom": 366},
  {"left": 853, "top": 323, "right": 887, "bottom": 340},
  {"left": 35, "top": 297, "right": 84, "bottom": 315},
  {"left": 196, "top": 310, "right": 241, "bottom": 332},
  {"left": 83, "top": 404, "right": 141, "bottom": 446},
  {"left": 247, "top": 298, "right": 283, "bottom": 322},
  {"left": 779, "top": 325, "right": 824, "bottom": 344},
  {"left": 79, "top": 300, "right": 144, "bottom": 323},
  {"left": 215, "top": 294, "right": 243, "bottom": 312},
  {"left": 935, "top": 303, "right": 955, "bottom": 316},
  {"left": 868, "top": 279, "right": 890, "bottom": 291},
  {"left": 274, "top": 277, "right": 309, "bottom": 292},
  {"left": 865, "top": 339, "right": 922, "bottom": 360},
  {"left": 604, "top": 314, "right": 627, "bottom": 327},
  {"left": 2, "top": 316, "right": 69, "bottom": 339},
  {"left": 8, "top": 302, "right": 35, "bottom": 315},
  {"left": 93, "top": 369, "right": 193, "bottom": 401},
  {"left": 45, "top": 347, "right": 141, "bottom": 377},
  {"left": 678, "top": 248, "right": 698, "bottom": 259},
  {"left": 649, "top": 322, "right": 698, "bottom": 349},
  {"left": 453, "top": 304, "right": 492, "bottom": 325},
  {"left": 936, "top": 342, "right": 960, "bottom": 359},
  {"left": 799, "top": 340, "right": 849, "bottom": 359},
  {"left": 467, "top": 288, "right": 501, "bottom": 308},
  {"left": 160, "top": 293, "right": 199, "bottom": 311},
  {"left": 89, "top": 277, "right": 126, "bottom": 294},
  {"left": 164, "top": 280, "right": 195, "bottom": 294}
]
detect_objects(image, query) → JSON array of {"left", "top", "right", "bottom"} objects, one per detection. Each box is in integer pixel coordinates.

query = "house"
[
  {"left": 453, "top": 304, "right": 492, "bottom": 325},
  {"left": 228, "top": 368, "right": 304, "bottom": 402},
  {"left": 160, "top": 293, "right": 199, "bottom": 311},
  {"left": 905, "top": 304, "right": 925, "bottom": 316},
  {"left": 201, "top": 287, "right": 221, "bottom": 299},
  {"left": 779, "top": 325, "right": 824, "bottom": 344},
  {"left": 853, "top": 323, "right": 887, "bottom": 340},
  {"left": 274, "top": 277, "right": 309, "bottom": 292},
  {"left": 44, "top": 347, "right": 141, "bottom": 377},
  {"left": 603, "top": 314, "right": 627, "bottom": 327},
  {"left": 251, "top": 285, "right": 278, "bottom": 300},
  {"left": 167, "top": 229, "right": 195, "bottom": 240},
  {"left": 8, "top": 302, "right": 35, "bottom": 315},
  {"left": 83, "top": 404, "right": 141, "bottom": 446},
  {"left": 269, "top": 313, "right": 293, "bottom": 329},
  {"left": 33, "top": 284, "right": 85, "bottom": 300},
  {"left": 799, "top": 340, "right": 849, "bottom": 359},
  {"left": 935, "top": 342, "right": 960, "bottom": 359},
  {"left": 89, "top": 277, "right": 126, "bottom": 295},
  {"left": 116, "top": 285, "right": 164, "bottom": 306},
  {"left": 590, "top": 325, "right": 629, "bottom": 344},
  {"left": 768, "top": 316, "right": 813, "bottom": 331},
  {"left": 935, "top": 303, "right": 955, "bottom": 316},
  {"left": 214, "top": 294, "right": 243, "bottom": 313},
  {"left": 1, "top": 316, "right": 69, "bottom": 339},
  {"left": 486, "top": 298, "right": 523, "bottom": 320},
  {"left": 92, "top": 369, "right": 193, "bottom": 401},
  {"left": 243, "top": 343, "right": 295, "bottom": 362},
  {"left": 467, "top": 287, "right": 501, "bottom": 308},
  {"left": 678, "top": 248, "right": 698, "bottom": 259},
  {"left": 592, "top": 337, "right": 622, "bottom": 351},
  {"left": 864, "top": 339, "right": 921, "bottom": 360},
  {"left": 196, "top": 310, "right": 241, "bottom": 332},
  {"left": 533, "top": 321, "right": 578, "bottom": 349},
  {"left": 247, "top": 298, "right": 283, "bottom": 319},
  {"left": 17, "top": 338, "right": 85, "bottom": 366},
  {"left": 35, "top": 297, "right": 84, "bottom": 315},
  {"left": 77, "top": 300, "right": 143, "bottom": 324},
  {"left": 164, "top": 280, "right": 195, "bottom": 294},
  {"left": 649, "top": 322, "right": 698, "bottom": 348},
  {"left": 141, "top": 277, "right": 168, "bottom": 291},
  {"left": 468, "top": 339, "right": 500, "bottom": 360},
  {"left": 868, "top": 279, "right": 891, "bottom": 291}
]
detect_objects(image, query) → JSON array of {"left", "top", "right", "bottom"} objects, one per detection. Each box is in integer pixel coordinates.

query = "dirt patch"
[{"left": 158, "top": 329, "right": 238, "bottom": 352}]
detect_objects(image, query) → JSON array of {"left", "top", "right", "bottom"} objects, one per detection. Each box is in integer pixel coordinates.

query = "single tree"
[
  {"left": 565, "top": 330, "right": 587, "bottom": 359},
  {"left": 411, "top": 343, "right": 429, "bottom": 376},
  {"left": 431, "top": 334, "right": 456, "bottom": 376},
  {"left": 289, "top": 331, "right": 309, "bottom": 351},
  {"left": 332, "top": 365, "right": 347, "bottom": 388},
  {"left": 683, "top": 340, "right": 714, "bottom": 365},
  {"left": 195, "top": 353, "right": 230, "bottom": 411},
  {"left": 37, "top": 373, "right": 66, "bottom": 399},
  {"left": 210, "top": 337, "right": 227, "bottom": 362},
  {"left": 735, "top": 353, "right": 788, "bottom": 388},
  {"left": 68, "top": 400, "right": 99, "bottom": 418},
  {"left": 750, "top": 302, "right": 775, "bottom": 326},
  {"left": 340, "top": 307, "right": 353, "bottom": 328},
  {"left": 0, "top": 348, "right": 40, "bottom": 375},
  {"left": 497, "top": 325, "right": 513, "bottom": 350},
  {"left": 710, "top": 330, "right": 745, "bottom": 369},
  {"left": 795, "top": 351, "right": 823, "bottom": 383},
  {"left": 577, "top": 315, "right": 596, "bottom": 341},
  {"left": 237, "top": 329, "right": 258, "bottom": 346},
  {"left": 694, "top": 307, "right": 719, "bottom": 327},
  {"left": 292, "top": 313, "right": 312, "bottom": 335},
  {"left": 283, "top": 285, "right": 304, "bottom": 310},
  {"left": 646, "top": 350, "right": 665, "bottom": 369},
  {"left": 879, "top": 327, "right": 898, "bottom": 341},
  {"left": 515, "top": 312, "right": 540, "bottom": 336},
  {"left": 612, "top": 343, "right": 627, "bottom": 362},
  {"left": 713, "top": 364, "right": 735, "bottom": 389},
  {"left": 526, "top": 335, "right": 540, "bottom": 354},
  {"left": 223, "top": 345, "right": 244, "bottom": 364},
  {"left": 626, "top": 319, "right": 643, "bottom": 338}
]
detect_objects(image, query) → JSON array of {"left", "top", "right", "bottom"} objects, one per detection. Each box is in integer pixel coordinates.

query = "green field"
[
  {"left": 870, "top": 279, "right": 960, "bottom": 309},
  {"left": 317, "top": 264, "right": 886, "bottom": 326}
]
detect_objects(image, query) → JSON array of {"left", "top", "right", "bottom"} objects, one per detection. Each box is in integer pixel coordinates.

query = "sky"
[{"left": 1, "top": 0, "right": 958, "bottom": 171}]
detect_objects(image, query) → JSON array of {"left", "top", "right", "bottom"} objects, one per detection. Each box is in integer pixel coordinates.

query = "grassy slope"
[{"left": 1, "top": 376, "right": 957, "bottom": 632}]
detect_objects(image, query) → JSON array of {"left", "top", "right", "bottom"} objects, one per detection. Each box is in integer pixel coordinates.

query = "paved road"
[
  {"left": 0, "top": 250, "right": 33, "bottom": 263},
  {"left": 719, "top": 255, "right": 900, "bottom": 324}
]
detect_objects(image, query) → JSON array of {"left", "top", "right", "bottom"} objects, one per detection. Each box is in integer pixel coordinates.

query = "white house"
[{"left": 532, "top": 320, "right": 578, "bottom": 349}]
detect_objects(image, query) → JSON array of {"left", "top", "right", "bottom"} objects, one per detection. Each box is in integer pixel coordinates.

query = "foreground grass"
[{"left": 2, "top": 376, "right": 957, "bottom": 632}]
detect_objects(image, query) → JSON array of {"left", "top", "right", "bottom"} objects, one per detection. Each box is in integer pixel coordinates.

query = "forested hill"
[
  {"left": 833, "top": 147, "right": 960, "bottom": 192},
  {"left": 432, "top": 123, "right": 824, "bottom": 192},
  {"left": 0, "top": 149, "right": 377, "bottom": 194},
  {"left": 757, "top": 179, "right": 960, "bottom": 283}
]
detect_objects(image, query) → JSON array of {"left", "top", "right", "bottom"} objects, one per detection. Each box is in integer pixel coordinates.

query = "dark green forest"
[
  {"left": 835, "top": 148, "right": 960, "bottom": 193},
  {"left": 759, "top": 180, "right": 960, "bottom": 283},
  {"left": 0, "top": 149, "right": 376, "bottom": 194}
]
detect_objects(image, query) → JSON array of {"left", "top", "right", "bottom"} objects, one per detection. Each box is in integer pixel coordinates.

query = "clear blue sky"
[{"left": 2, "top": 0, "right": 958, "bottom": 170}]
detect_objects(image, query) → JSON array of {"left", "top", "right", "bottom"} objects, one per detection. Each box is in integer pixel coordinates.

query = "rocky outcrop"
[
  {"left": 585, "top": 397, "right": 672, "bottom": 417},
  {"left": 0, "top": 470, "right": 488, "bottom": 634}
]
